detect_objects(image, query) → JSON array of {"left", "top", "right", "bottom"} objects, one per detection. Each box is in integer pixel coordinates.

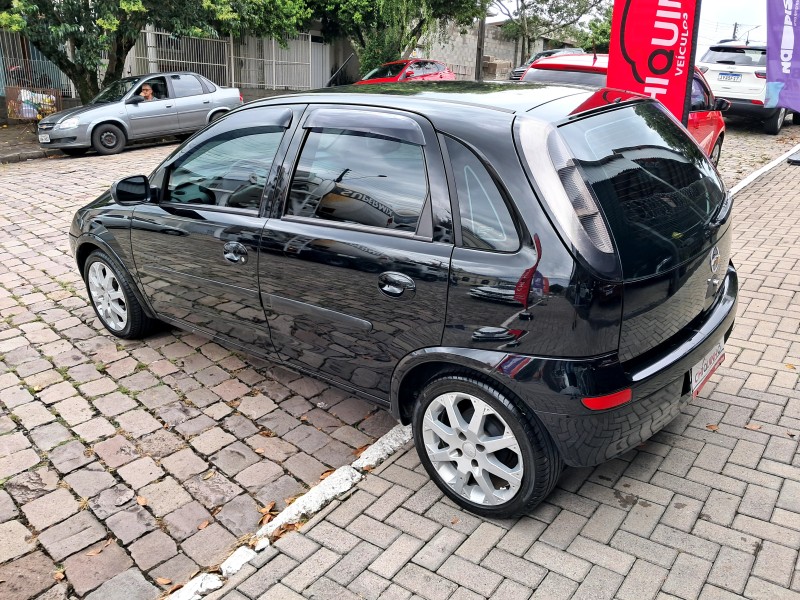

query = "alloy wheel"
[
  {"left": 87, "top": 261, "right": 128, "bottom": 331},
  {"left": 100, "top": 131, "right": 118, "bottom": 148},
  {"left": 421, "top": 391, "right": 524, "bottom": 506}
]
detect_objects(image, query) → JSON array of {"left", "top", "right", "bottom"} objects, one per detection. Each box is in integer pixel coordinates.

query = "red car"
[
  {"left": 356, "top": 59, "right": 456, "bottom": 85},
  {"left": 521, "top": 54, "right": 729, "bottom": 165}
]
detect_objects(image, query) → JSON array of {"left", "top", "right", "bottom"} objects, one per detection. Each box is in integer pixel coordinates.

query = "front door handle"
[
  {"left": 378, "top": 271, "right": 415, "bottom": 299},
  {"left": 223, "top": 241, "right": 248, "bottom": 264},
  {"left": 203, "top": 100, "right": 211, "bottom": 104}
]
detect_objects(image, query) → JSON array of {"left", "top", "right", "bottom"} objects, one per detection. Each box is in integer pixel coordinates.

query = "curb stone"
[{"left": 167, "top": 424, "right": 413, "bottom": 598}]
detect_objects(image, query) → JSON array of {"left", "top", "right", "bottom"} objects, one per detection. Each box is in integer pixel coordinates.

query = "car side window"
[
  {"left": 286, "top": 127, "right": 428, "bottom": 232},
  {"left": 690, "top": 78, "right": 709, "bottom": 111},
  {"left": 165, "top": 126, "right": 284, "bottom": 211},
  {"left": 171, "top": 74, "right": 205, "bottom": 98},
  {"left": 445, "top": 137, "right": 519, "bottom": 252},
  {"left": 139, "top": 77, "right": 169, "bottom": 100}
]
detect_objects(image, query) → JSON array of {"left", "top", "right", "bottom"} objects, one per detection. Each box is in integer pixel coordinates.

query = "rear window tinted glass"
[
  {"left": 523, "top": 69, "right": 607, "bottom": 87},
  {"left": 286, "top": 128, "right": 427, "bottom": 232},
  {"left": 362, "top": 63, "right": 407, "bottom": 80},
  {"left": 701, "top": 46, "right": 766, "bottom": 66},
  {"left": 445, "top": 137, "right": 519, "bottom": 252},
  {"left": 558, "top": 103, "right": 726, "bottom": 279}
]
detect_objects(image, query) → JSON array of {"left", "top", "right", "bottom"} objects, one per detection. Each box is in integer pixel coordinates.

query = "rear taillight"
[
  {"left": 239, "top": 94, "right": 243, "bottom": 103},
  {"left": 755, "top": 71, "right": 766, "bottom": 79},
  {"left": 751, "top": 99, "right": 764, "bottom": 105},
  {"left": 582, "top": 388, "right": 632, "bottom": 410},
  {"left": 698, "top": 66, "right": 708, "bottom": 73}
]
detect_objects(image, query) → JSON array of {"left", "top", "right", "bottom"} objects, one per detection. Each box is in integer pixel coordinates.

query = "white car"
[{"left": 697, "top": 42, "right": 790, "bottom": 135}]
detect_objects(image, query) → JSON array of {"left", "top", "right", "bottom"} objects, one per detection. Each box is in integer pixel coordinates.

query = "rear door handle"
[
  {"left": 203, "top": 100, "right": 211, "bottom": 104},
  {"left": 378, "top": 271, "right": 415, "bottom": 299},
  {"left": 223, "top": 241, "right": 248, "bottom": 264}
]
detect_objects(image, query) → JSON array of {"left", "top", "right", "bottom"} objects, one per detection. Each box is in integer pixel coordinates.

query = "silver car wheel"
[
  {"left": 100, "top": 131, "right": 118, "bottom": 148},
  {"left": 422, "top": 391, "right": 524, "bottom": 506},
  {"left": 87, "top": 261, "right": 128, "bottom": 331}
]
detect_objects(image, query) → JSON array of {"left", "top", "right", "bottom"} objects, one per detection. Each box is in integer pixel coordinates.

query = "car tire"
[
  {"left": 83, "top": 250, "right": 156, "bottom": 339},
  {"left": 412, "top": 374, "right": 562, "bottom": 518},
  {"left": 764, "top": 108, "right": 787, "bottom": 135},
  {"left": 91, "top": 123, "right": 126, "bottom": 155},
  {"left": 209, "top": 111, "right": 226, "bottom": 124},
  {"left": 61, "top": 148, "right": 89, "bottom": 157},
  {"left": 709, "top": 138, "right": 723, "bottom": 167}
]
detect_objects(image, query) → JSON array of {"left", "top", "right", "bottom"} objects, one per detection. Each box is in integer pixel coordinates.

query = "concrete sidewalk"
[{"left": 222, "top": 160, "right": 800, "bottom": 599}]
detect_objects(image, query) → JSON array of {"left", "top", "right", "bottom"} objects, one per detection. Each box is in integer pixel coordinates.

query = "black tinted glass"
[
  {"left": 701, "top": 47, "right": 766, "bottom": 66},
  {"left": 523, "top": 69, "right": 606, "bottom": 87},
  {"left": 559, "top": 103, "right": 726, "bottom": 279},
  {"left": 362, "top": 63, "right": 407, "bottom": 80},
  {"left": 445, "top": 138, "right": 519, "bottom": 252},
  {"left": 172, "top": 75, "right": 205, "bottom": 97},
  {"left": 287, "top": 128, "right": 427, "bottom": 232}
]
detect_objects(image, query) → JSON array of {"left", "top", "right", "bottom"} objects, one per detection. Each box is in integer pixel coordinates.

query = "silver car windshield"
[{"left": 91, "top": 77, "right": 142, "bottom": 104}]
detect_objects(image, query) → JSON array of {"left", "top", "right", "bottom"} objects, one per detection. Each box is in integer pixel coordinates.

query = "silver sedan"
[{"left": 37, "top": 72, "right": 242, "bottom": 156}]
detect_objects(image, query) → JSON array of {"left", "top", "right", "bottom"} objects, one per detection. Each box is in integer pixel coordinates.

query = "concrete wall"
[{"left": 421, "top": 23, "right": 518, "bottom": 76}]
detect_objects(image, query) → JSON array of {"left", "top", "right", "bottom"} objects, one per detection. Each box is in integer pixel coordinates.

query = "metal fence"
[
  {"left": 233, "top": 34, "right": 313, "bottom": 90},
  {"left": 0, "top": 30, "right": 73, "bottom": 97}
]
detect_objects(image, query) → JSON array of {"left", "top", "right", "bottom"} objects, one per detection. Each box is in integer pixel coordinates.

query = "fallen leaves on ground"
[
  {"left": 254, "top": 448, "right": 265, "bottom": 454},
  {"left": 271, "top": 523, "right": 300, "bottom": 542},
  {"left": 706, "top": 424, "right": 719, "bottom": 431},
  {"left": 259, "top": 501, "right": 276, "bottom": 514},
  {"left": 197, "top": 520, "right": 209, "bottom": 530},
  {"left": 136, "top": 496, "right": 147, "bottom": 506},
  {"left": 744, "top": 423, "right": 762, "bottom": 430},
  {"left": 786, "top": 363, "right": 796, "bottom": 370},
  {"left": 260, "top": 430, "right": 276, "bottom": 438},
  {"left": 85, "top": 539, "right": 113, "bottom": 557},
  {"left": 320, "top": 469, "right": 335, "bottom": 480},
  {"left": 53, "top": 572, "right": 65, "bottom": 581},
  {"left": 284, "top": 495, "right": 302, "bottom": 506},
  {"left": 353, "top": 444, "right": 370, "bottom": 457},
  {"left": 203, "top": 471, "right": 215, "bottom": 480},
  {"left": 155, "top": 577, "right": 172, "bottom": 585}
]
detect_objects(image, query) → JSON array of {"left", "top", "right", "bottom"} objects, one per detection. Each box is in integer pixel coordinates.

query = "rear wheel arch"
[{"left": 208, "top": 109, "right": 228, "bottom": 124}]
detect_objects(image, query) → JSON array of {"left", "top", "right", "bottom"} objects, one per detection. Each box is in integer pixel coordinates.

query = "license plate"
[
  {"left": 38, "top": 134, "right": 50, "bottom": 143},
  {"left": 691, "top": 339, "right": 726, "bottom": 397},
  {"left": 717, "top": 73, "right": 741, "bottom": 82}
]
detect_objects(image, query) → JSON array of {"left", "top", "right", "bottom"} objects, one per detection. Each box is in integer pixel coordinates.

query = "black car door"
[
  {"left": 259, "top": 106, "right": 454, "bottom": 401},
  {"left": 130, "top": 105, "right": 302, "bottom": 358}
]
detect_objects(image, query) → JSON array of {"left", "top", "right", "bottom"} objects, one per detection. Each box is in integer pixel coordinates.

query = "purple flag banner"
[{"left": 767, "top": 0, "right": 800, "bottom": 109}]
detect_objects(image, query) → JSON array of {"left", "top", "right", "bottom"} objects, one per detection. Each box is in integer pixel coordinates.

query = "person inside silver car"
[{"left": 140, "top": 83, "right": 155, "bottom": 101}]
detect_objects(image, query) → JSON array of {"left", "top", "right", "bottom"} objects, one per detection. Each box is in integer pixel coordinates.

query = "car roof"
[
  {"left": 531, "top": 54, "right": 608, "bottom": 73},
  {"left": 707, "top": 42, "right": 766, "bottom": 50},
  {"left": 251, "top": 81, "right": 647, "bottom": 128}
]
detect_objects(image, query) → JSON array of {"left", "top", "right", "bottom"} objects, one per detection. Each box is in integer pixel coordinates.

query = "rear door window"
[{"left": 557, "top": 103, "right": 726, "bottom": 279}]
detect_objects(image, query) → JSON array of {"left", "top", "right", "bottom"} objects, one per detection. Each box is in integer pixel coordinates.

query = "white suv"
[{"left": 698, "top": 42, "right": 790, "bottom": 134}]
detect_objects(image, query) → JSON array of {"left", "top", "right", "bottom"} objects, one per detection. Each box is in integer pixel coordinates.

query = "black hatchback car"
[{"left": 70, "top": 82, "right": 737, "bottom": 518}]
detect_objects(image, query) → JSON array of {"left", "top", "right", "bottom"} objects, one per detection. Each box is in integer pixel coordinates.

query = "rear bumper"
[{"left": 534, "top": 264, "right": 737, "bottom": 467}]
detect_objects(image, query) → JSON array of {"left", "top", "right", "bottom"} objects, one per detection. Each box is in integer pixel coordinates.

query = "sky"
[{"left": 696, "top": 0, "right": 767, "bottom": 54}]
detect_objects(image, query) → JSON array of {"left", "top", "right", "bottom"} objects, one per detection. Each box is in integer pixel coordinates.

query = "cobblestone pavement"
[
  {"left": 0, "top": 146, "right": 396, "bottom": 599},
  {"left": 0, "top": 115, "right": 798, "bottom": 600},
  {"left": 226, "top": 159, "right": 800, "bottom": 599}
]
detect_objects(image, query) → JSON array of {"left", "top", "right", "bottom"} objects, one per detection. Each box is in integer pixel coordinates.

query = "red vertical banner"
[{"left": 607, "top": 0, "right": 703, "bottom": 125}]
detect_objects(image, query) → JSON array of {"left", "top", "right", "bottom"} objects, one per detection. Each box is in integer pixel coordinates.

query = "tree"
[
  {"left": 571, "top": 4, "right": 612, "bottom": 53},
  {"left": 0, "top": 0, "right": 310, "bottom": 102},
  {"left": 310, "top": 0, "right": 489, "bottom": 75},
  {"left": 493, "top": 0, "right": 609, "bottom": 66}
]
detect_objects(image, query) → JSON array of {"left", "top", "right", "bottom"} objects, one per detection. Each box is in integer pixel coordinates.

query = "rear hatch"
[
  {"left": 698, "top": 45, "right": 767, "bottom": 100},
  {"left": 517, "top": 100, "right": 731, "bottom": 362}
]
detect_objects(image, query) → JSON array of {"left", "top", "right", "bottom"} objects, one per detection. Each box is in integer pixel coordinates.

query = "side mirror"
[
  {"left": 111, "top": 175, "right": 151, "bottom": 204},
  {"left": 125, "top": 95, "right": 144, "bottom": 105},
  {"left": 715, "top": 98, "right": 731, "bottom": 112}
]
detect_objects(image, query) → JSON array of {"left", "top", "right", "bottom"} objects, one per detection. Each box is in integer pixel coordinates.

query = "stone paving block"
[
  {"left": 661, "top": 495, "right": 704, "bottom": 533},
  {"left": 182, "top": 523, "right": 238, "bottom": 568},
  {"left": 93, "top": 434, "right": 139, "bottom": 468},
  {"left": 524, "top": 541, "right": 592, "bottom": 582},
  {"left": 237, "top": 554, "right": 298, "bottom": 598},
  {"left": 303, "top": 520, "right": 360, "bottom": 554},
  {"left": 234, "top": 459, "right": 283, "bottom": 492},
  {"left": 0, "top": 447, "right": 40, "bottom": 481},
  {"left": 49, "top": 439, "right": 92, "bottom": 474},
  {"left": 12, "top": 401, "right": 54, "bottom": 429},
  {"left": 481, "top": 547, "right": 548, "bottom": 588},
  {"left": 151, "top": 494, "right": 205, "bottom": 538},
  {"left": 137, "top": 385, "right": 179, "bottom": 410},
  {"left": 138, "top": 476, "right": 193, "bottom": 517},
  {"left": 0, "top": 550, "right": 56, "bottom": 599},
  {"left": 384, "top": 507, "right": 442, "bottom": 543},
  {"left": 83, "top": 568, "right": 160, "bottom": 600},
  {"left": 0, "top": 520, "right": 37, "bottom": 563},
  {"left": 22, "top": 487, "right": 78, "bottom": 531},
  {"left": 283, "top": 452, "right": 327, "bottom": 486},
  {"left": 161, "top": 448, "right": 208, "bottom": 482},
  {"left": 616, "top": 559, "right": 668, "bottom": 600},
  {"left": 348, "top": 570, "right": 391, "bottom": 600},
  {"left": 129, "top": 529, "right": 178, "bottom": 571},
  {"left": 115, "top": 409, "right": 161, "bottom": 438},
  {"left": 393, "top": 563, "right": 458, "bottom": 600},
  {"left": 572, "top": 565, "right": 624, "bottom": 600},
  {"left": 357, "top": 410, "right": 397, "bottom": 438},
  {"left": 216, "top": 493, "right": 260, "bottom": 537},
  {"left": 64, "top": 540, "right": 133, "bottom": 595},
  {"left": 237, "top": 394, "right": 277, "bottom": 420},
  {"left": 540, "top": 509, "right": 588, "bottom": 550},
  {"left": 148, "top": 553, "right": 199, "bottom": 589},
  {"left": 707, "top": 546, "right": 755, "bottom": 594},
  {"left": 223, "top": 414, "right": 258, "bottom": 439},
  {"left": 257, "top": 409, "right": 301, "bottom": 437},
  {"left": 733, "top": 514, "right": 800, "bottom": 548},
  {"left": 53, "top": 396, "right": 93, "bottom": 425},
  {"left": 326, "top": 539, "right": 383, "bottom": 586},
  {"left": 739, "top": 484, "right": 779, "bottom": 520},
  {"left": 184, "top": 472, "right": 243, "bottom": 509},
  {"left": 327, "top": 490, "right": 377, "bottom": 529},
  {"left": 38, "top": 511, "right": 106, "bottom": 561},
  {"left": 72, "top": 416, "right": 116, "bottom": 442},
  {"left": 453, "top": 522, "right": 504, "bottom": 563},
  {"left": 437, "top": 554, "right": 502, "bottom": 597},
  {"left": 568, "top": 535, "right": 637, "bottom": 576},
  {"left": 496, "top": 516, "right": 547, "bottom": 555},
  {"left": 0, "top": 431, "right": 31, "bottom": 457},
  {"left": 702, "top": 490, "right": 741, "bottom": 526},
  {"left": 89, "top": 484, "right": 135, "bottom": 520},
  {"left": 116, "top": 456, "right": 164, "bottom": 489},
  {"left": 65, "top": 462, "right": 116, "bottom": 498},
  {"left": 411, "top": 526, "right": 467, "bottom": 572},
  {"left": 752, "top": 540, "right": 797, "bottom": 587},
  {"left": 530, "top": 571, "right": 579, "bottom": 600},
  {"left": 609, "top": 530, "right": 678, "bottom": 569},
  {"left": 273, "top": 531, "right": 321, "bottom": 561},
  {"left": 621, "top": 500, "right": 667, "bottom": 538},
  {"left": 579, "top": 503, "right": 627, "bottom": 544},
  {"left": 662, "top": 552, "right": 713, "bottom": 600},
  {"left": 255, "top": 475, "right": 306, "bottom": 511},
  {"left": 92, "top": 392, "right": 137, "bottom": 417},
  {"left": 191, "top": 427, "right": 236, "bottom": 455},
  {"left": 365, "top": 484, "right": 414, "bottom": 522},
  {"left": 0, "top": 489, "right": 18, "bottom": 524},
  {"left": 210, "top": 441, "right": 260, "bottom": 476},
  {"left": 346, "top": 515, "right": 402, "bottom": 549},
  {"left": 424, "top": 502, "right": 482, "bottom": 536},
  {"left": 105, "top": 505, "right": 157, "bottom": 545}
]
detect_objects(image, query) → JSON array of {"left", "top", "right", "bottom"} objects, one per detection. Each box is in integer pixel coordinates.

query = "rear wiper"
[{"left": 715, "top": 60, "right": 736, "bottom": 65}]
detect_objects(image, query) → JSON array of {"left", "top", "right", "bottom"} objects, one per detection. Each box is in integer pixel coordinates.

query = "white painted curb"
[
  {"left": 168, "top": 423, "right": 413, "bottom": 597},
  {"left": 729, "top": 141, "right": 800, "bottom": 197}
]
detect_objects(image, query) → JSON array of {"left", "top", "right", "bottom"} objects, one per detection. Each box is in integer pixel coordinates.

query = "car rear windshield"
[
  {"left": 558, "top": 103, "right": 726, "bottom": 279},
  {"left": 524, "top": 69, "right": 606, "bottom": 87},
  {"left": 362, "top": 63, "right": 407, "bottom": 80},
  {"left": 701, "top": 46, "right": 766, "bottom": 66}
]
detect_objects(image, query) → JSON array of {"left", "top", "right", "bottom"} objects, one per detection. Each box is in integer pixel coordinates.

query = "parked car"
[
  {"left": 37, "top": 72, "right": 242, "bottom": 156},
  {"left": 697, "top": 42, "right": 789, "bottom": 134},
  {"left": 356, "top": 60, "right": 456, "bottom": 84},
  {"left": 508, "top": 48, "right": 585, "bottom": 80},
  {"left": 521, "top": 53, "right": 729, "bottom": 165},
  {"left": 70, "top": 81, "right": 737, "bottom": 518}
]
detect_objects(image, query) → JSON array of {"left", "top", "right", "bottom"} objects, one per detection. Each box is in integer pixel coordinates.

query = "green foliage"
[
  {"left": 1, "top": 0, "right": 310, "bottom": 102},
  {"left": 571, "top": 4, "right": 612, "bottom": 53}
]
